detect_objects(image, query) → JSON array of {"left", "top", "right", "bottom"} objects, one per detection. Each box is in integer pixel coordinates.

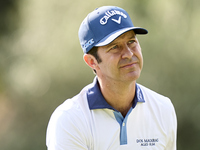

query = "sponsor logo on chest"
[{"left": 136, "top": 138, "right": 159, "bottom": 147}]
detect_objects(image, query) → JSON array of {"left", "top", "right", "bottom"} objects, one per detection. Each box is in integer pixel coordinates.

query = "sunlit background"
[{"left": 0, "top": 0, "right": 200, "bottom": 149}]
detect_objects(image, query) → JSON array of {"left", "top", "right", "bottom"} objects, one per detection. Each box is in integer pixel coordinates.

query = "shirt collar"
[{"left": 87, "top": 77, "right": 145, "bottom": 110}]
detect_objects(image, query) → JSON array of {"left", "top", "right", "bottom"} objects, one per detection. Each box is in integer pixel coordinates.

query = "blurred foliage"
[{"left": 0, "top": 0, "right": 200, "bottom": 149}]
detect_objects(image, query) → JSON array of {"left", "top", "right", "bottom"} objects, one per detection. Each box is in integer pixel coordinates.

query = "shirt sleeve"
[
  {"left": 165, "top": 101, "right": 177, "bottom": 150},
  {"left": 46, "top": 106, "right": 91, "bottom": 150}
]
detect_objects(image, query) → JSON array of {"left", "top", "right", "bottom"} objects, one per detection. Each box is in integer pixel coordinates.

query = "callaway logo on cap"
[{"left": 78, "top": 6, "right": 148, "bottom": 53}]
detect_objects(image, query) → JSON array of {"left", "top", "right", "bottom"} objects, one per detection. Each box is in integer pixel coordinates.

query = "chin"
[{"left": 125, "top": 71, "right": 141, "bottom": 81}]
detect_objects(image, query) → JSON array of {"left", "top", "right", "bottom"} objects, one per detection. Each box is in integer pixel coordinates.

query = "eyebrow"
[{"left": 128, "top": 34, "right": 136, "bottom": 39}]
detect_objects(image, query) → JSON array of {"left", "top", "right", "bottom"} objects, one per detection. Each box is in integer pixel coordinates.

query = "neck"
[{"left": 98, "top": 78, "right": 136, "bottom": 117}]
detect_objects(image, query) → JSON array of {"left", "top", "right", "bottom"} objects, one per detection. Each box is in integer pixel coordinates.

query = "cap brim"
[{"left": 95, "top": 27, "right": 148, "bottom": 47}]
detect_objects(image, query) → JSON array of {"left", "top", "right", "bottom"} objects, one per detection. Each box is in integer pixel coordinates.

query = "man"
[{"left": 46, "top": 6, "right": 177, "bottom": 150}]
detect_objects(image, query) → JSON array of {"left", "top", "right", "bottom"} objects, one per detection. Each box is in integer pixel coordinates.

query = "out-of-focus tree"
[
  {"left": 0, "top": 0, "right": 20, "bottom": 91},
  {"left": 0, "top": 0, "right": 21, "bottom": 149}
]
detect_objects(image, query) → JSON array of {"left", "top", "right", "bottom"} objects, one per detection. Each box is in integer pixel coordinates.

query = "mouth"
[{"left": 120, "top": 62, "right": 138, "bottom": 69}]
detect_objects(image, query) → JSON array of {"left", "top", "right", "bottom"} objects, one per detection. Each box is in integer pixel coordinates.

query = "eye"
[
  {"left": 128, "top": 40, "right": 135, "bottom": 44},
  {"left": 107, "top": 45, "right": 119, "bottom": 53},
  {"left": 110, "top": 45, "right": 118, "bottom": 50}
]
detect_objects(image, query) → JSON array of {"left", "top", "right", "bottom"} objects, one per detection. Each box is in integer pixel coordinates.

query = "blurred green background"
[{"left": 0, "top": 0, "right": 200, "bottom": 149}]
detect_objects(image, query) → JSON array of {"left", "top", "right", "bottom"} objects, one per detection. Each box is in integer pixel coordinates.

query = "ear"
[{"left": 83, "top": 54, "right": 99, "bottom": 70}]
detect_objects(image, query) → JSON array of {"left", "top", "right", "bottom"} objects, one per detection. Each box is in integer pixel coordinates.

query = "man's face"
[{"left": 96, "top": 30, "right": 143, "bottom": 83}]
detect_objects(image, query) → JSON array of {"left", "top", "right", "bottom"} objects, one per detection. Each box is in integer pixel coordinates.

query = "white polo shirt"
[{"left": 46, "top": 78, "right": 177, "bottom": 150}]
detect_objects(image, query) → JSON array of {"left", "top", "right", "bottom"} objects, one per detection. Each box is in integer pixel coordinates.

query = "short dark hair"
[{"left": 87, "top": 46, "right": 102, "bottom": 63}]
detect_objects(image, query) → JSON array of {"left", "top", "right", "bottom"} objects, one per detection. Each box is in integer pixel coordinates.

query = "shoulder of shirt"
[
  {"left": 137, "top": 84, "right": 177, "bottom": 134},
  {"left": 137, "top": 83, "right": 174, "bottom": 110},
  {"left": 50, "top": 83, "right": 93, "bottom": 121},
  {"left": 46, "top": 84, "right": 94, "bottom": 147}
]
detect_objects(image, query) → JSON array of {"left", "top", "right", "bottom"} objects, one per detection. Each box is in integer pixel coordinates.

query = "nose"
[{"left": 121, "top": 44, "right": 133, "bottom": 59}]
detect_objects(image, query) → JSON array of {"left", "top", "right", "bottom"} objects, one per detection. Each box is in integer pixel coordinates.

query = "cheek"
[
  {"left": 137, "top": 50, "right": 143, "bottom": 69},
  {"left": 140, "top": 57, "right": 143, "bottom": 69},
  {"left": 140, "top": 51, "right": 143, "bottom": 61},
  {"left": 101, "top": 57, "right": 118, "bottom": 73}
]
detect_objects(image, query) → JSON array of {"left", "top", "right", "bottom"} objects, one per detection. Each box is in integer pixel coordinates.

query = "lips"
[{"left": 120, "top": 62, "right": 138, "bottom": 68}]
